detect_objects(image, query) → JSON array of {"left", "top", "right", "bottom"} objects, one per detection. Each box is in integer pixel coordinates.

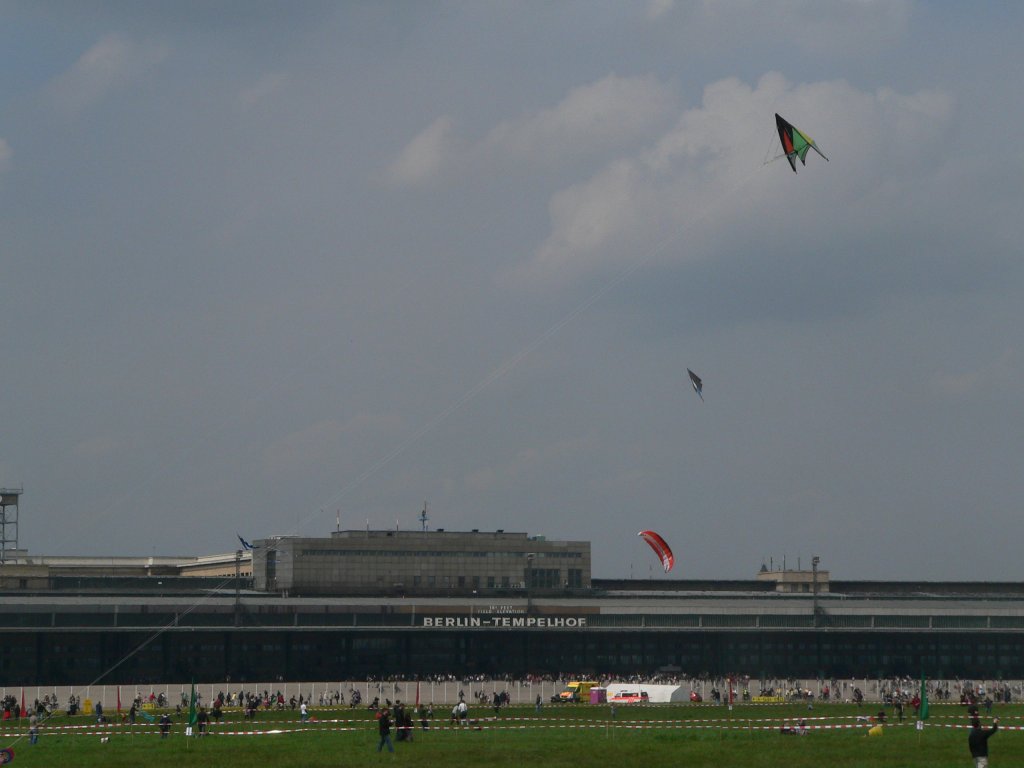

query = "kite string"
[
  {"left": 2, "top": 570, "right": 242, "bottom": 752},
  {"left": 43, "top": 265, "right": 438, "bottom": 557},
  {"left": 306, "top": 162, "right": 767, "bottom": 523},
  {"left": 3, "top": 164, "right": 766, "bottom": 754}
]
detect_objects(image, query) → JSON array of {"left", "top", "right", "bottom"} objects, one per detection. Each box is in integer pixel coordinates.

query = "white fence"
[{"left": 7, "top": 677, "right": 1020, "bottom": 711}]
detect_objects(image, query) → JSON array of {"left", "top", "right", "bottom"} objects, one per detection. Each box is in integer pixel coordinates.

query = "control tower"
[{"left": 0, "top": 488, "right": 22, "bottom": 563}]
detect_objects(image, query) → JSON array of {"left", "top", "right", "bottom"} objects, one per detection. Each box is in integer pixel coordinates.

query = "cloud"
[
  {"left": 71, "top": 434, "right": 122, "bottom": 461},
  {"left": 481, "top": 74, "right": 676, "bottom": 163},
  {"left": 665, "top": 0, "right": 913, "bottom": 57},
  {"left": 238, "top": 72, "right": 289, "bottom": 110},
  {"left": 463, "top": 435, "right": 598, "bottom": 493},
  {"left": 262, "top": 413, "right": 402, "bottom": 477},
  {"left": 514, "top": 72, "right": 954, "bottom": 287},
  {"left": 384, "top": 75, "right": 675, "bottom": 185},
  {"left": 646, "top": 0, "right": 674, "bottom": 21},
  {"left": 930, "top": 348, "right": 1016, "bottom": 398},
  {"left": 383, "top": 116, "right": 457, "bottom": 186},
  {"left": 46, "top": 33, "right": 169, "bottom": 114}
]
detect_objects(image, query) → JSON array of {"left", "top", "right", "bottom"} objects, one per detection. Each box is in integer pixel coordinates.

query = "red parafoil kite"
[{"left": 638, "top": 530, "right": 674, "bottom": 573}]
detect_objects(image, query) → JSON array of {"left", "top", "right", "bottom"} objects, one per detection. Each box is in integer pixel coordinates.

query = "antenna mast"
[{"left": 419, "top": 501, "right": 429, "bottom": 532}]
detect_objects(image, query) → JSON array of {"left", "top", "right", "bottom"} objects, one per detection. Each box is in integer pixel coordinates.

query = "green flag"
[
  {"left": 188, "top": 680, "right": 198, "bottom": 729},
  {"left": 919, "top": 673, "right": 929, "bottom": 721}
]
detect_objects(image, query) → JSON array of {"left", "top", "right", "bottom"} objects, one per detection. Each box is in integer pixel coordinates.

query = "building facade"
[
  {"left": 2, "top": 578, "right": 1024, "bottom": 684},
  {"left": 1, "top": 529, "right": 1023, "bottom": 684},
  {"left": 251, "top": 529, "right": 591, "bottom": 596}
]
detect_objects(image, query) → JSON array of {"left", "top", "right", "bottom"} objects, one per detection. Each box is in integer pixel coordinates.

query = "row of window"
[
  {"left": 296, "top": 549, "right": 583, "bottom": 558},
  {"left": 0, "top": 611, "right": 1015, "bottom": 629}
]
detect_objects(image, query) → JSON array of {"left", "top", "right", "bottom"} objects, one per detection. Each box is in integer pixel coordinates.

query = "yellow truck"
[{"left": 551, "top": 681, "right": 600, "bottom": 703}]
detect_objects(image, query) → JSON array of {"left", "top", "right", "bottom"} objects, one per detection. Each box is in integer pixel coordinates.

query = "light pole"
[
  {"left": 812, "top": 556, "right": 820, "bottom": 628},
  {"left": 526, "top": 553, "right": 534, "bottom": 614}
]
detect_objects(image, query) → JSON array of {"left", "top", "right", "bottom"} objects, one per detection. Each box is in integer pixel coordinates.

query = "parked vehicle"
[
  {"left": 609, "top": 690, "right": 649, "bottom": 704},
  {"left": 551, "top": 681, "right": 600, "bottom": 703}
]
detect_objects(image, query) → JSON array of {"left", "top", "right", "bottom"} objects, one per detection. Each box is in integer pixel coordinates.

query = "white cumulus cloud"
[
  {"left": 481, "top": 74, "right": 676, "bottom": 162},
  {"left": 46, "top": 33, "right": 169, "bottom": 114},
  {"left": 383, "top": 116, "right": 457, "bottom": 186},
  {"left": 515, "top": 72, "right": 954, "bottom": 286},
  {"left": 384, "top": 75, "right": 675, "bottom": 185}
]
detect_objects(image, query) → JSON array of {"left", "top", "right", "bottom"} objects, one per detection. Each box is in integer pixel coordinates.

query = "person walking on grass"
[
  {"left": 377, "top": 707, "right": 394, "bottom": 753},
  {"left": 969, "top": 716, "right": 998, "bottom": 767}
]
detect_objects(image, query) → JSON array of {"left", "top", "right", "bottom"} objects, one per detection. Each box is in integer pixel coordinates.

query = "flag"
[
  {"left": 415, "top": 681, "right": 420, "bottom": 708},
  {"left": 139, "top": 709, "right": 155, "bottom": 723},
  {"left": 117, "top": 686, "right": 122, "bottom": 715},
  {"left": 188, "top": 680, "right": 198, "bottom": 732},
  {"left": 919, "top": 673, "right": 929, "bottom": 721},
  {"left": 20, "top": 688, "right": 24, "bottom": 719},
  {"left": 237, "top": 534, "right": 253, "bottom": 550}
]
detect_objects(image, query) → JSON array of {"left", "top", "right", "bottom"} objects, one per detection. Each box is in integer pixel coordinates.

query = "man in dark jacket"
[
  {"left": 377, "top": 707, "right": 394, "bottom": 753},
  {"left": 969, "top": 717, "right": 998, "bottom": 767}
]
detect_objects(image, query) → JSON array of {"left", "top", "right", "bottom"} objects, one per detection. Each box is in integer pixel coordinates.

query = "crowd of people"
[
  {"left": 2, "top": 671, "right": 1015, "bottom": 764},
  {"left": 9, "top": 673, "right": 1024, "bottom": 718}
]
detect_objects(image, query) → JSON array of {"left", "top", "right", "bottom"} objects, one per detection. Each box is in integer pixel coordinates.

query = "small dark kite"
[{"left": 687, "top": 369, "right": 703, "bottom": 401}]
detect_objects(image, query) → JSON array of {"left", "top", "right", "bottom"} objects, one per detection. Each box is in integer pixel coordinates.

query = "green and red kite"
[{"left": 775, "top": 113, "right": 828, "bottom": 173}]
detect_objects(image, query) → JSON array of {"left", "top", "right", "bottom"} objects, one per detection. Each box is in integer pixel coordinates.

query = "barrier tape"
[
  {"left": 3, "top": 721, "right": 1022, "bottom": 738},
  {"left": 17, "top": 712, "right": 920, "bottom": 731}
]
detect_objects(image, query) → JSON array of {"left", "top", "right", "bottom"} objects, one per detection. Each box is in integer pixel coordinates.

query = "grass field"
[{"left": 1, "top": 702, "right": 1016, "bottom": 767}]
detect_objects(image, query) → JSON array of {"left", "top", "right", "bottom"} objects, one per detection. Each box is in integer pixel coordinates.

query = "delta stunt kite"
[
  {"left": 775, "top": 113, "right": 828, "bottom": 173},
  {"left": 687, "top": 368, "right": 703, "bottom": 401}
]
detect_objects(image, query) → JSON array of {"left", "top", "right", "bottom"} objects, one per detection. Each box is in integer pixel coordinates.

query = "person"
[
  {"left": 29, "top": 712, "right": 38, "bottom": 745},
  {"left": 196, "top": 705, "right": 209, "bottom": 736},
  {"left": 457, "top": 699, "right": 468, "bottom": 725},
  {"left": 535, "top": 694, "right": 542, "bottom": 713},
  {"left": 969, "top": 717, "right": 998, "bottom": 767},
  {"left": 402, "top": 706, "right": 414, "bottom": 742},
  {"left": 159, "top": 712, "right": 171, "bottom": 739},
  {"left": 393, "top": 701, "right": 405, "bottom": 741},
  {"left": 377, "top": 707, "right": 394, "bottom": 753},
  {"left": 300, "top": 701, "right": 308, "bottom": 724}
]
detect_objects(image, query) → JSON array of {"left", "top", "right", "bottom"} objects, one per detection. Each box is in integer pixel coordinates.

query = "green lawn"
[{"left": 2, "top": 702, "right": 1015, "bottom": 767}]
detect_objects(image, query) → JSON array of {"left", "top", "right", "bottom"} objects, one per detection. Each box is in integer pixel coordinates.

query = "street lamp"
[
  {"left": 812, "top": 556, "right": 820, "bottom": 627},
  {"left": 526, "top": 553, "right": 535, "bottom": 614}
]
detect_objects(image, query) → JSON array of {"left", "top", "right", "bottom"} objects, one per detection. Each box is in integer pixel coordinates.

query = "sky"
[{"left": 1, "top": 1, "right": 1022, "bottom": 580}]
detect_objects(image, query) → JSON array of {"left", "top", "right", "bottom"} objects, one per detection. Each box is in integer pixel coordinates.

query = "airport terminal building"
[{"left": 2, "top": 528, "right": 1024, "bottom": 685}]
